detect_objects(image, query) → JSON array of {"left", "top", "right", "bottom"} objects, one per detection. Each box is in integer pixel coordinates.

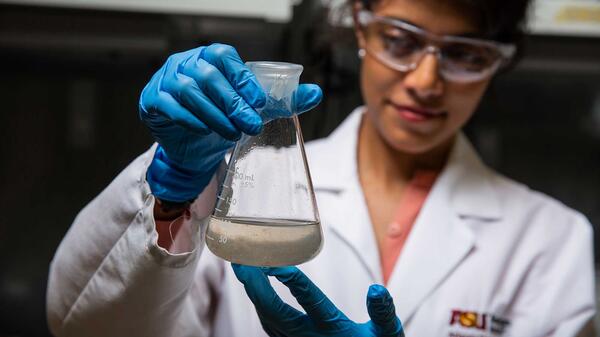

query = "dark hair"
[{"left": 353, "top": 0, "right": 532, "bottom": 45}]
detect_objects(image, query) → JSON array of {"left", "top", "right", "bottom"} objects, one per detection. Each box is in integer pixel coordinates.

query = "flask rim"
[{"left": 246, "top": 61, "right": 303, "bottom": 76}]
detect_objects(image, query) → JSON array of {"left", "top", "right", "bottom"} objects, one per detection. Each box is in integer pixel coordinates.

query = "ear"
[{"left": 352, "top": 1, "right": 367, "bottom": 50}]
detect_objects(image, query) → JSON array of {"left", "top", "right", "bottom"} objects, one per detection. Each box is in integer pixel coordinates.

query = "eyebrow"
[{"left": 381, "top": 15, "right": 484, "bottom": 39}]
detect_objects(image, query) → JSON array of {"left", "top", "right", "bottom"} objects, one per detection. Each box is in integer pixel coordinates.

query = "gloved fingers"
[
  {"left": 264, "top": 267, "right": 347, "bottom": 326},
  {"left": 176, "top": 74, "right": 245, "bottom": 141},
  {"left": 182, "top": 57, "right": 263, "bottom": 136},
  {"left": 260, "top": 83, "right": 323, "bottom": 121},
  {"left": 144, "top": 89, "right": 211, "bottom": 136},
  {"left": 231, "top": 264, "right": 305, "bottom": 327},
  {"left": 201, "top": 43, "right": 267, "bottom": 109},
  {"left": 159, "top": 55, "right": 243, "bottom": 141},
  {"left": 293, "top": 84, "right": 323, "bottom": 115},
  {"left": 366, "top": 285, "right": 404, "bottom": 337}
]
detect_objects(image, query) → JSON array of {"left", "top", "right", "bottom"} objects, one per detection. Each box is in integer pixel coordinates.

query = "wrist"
[
  {"left": 153, "top": 198, "right": 190, "bottom": 221},
  {"left": 147, "top": 145, "right": 218, "bottom": 203}
]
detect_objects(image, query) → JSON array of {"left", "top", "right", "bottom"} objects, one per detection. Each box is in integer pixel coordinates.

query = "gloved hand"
[
  {"left": 232, "top": 264, "right": 405, "bottom": 337},
  {"left": 140, "top": 43, "right": 322, "bottom": 202}
]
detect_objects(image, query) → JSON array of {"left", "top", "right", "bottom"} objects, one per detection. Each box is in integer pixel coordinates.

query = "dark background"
[{"left": 0, "top": 1, "right": 599, "bottom": 336}]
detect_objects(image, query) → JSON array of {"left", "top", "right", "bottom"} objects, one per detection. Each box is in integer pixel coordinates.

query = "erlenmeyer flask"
[{"left": 206, "top": 61, "right": 322, "bottom": 267}]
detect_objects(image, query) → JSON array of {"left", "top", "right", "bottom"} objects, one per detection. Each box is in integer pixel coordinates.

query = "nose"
[{"left": 402, "top": 51, "right": 444, "bottom": 101}]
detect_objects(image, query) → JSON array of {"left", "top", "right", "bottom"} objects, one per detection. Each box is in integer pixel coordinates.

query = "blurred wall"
[{"left": 0, "top": 1, "right": 598, "bottom": 336}]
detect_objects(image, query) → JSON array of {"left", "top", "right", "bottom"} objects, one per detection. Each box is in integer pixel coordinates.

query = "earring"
[{"left": 358, "top": 49, "right": 366, "bottom": 59}]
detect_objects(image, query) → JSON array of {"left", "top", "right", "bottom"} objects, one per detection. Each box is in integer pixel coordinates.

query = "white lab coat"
[{"left": 47, "top": 107, "right": 596, "bottom": 337}]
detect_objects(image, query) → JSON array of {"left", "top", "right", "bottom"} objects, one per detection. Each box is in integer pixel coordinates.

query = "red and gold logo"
[
  {"left": 449, "top": 309, "right": 509, "bottom": 335},
  {"left": 449, "top": 310, "right": 487, "bottom": 329}
]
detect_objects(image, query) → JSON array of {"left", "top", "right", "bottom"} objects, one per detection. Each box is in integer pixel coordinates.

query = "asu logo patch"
[{"left": 448, "top": 309, "right": 509, "bottom": 336}]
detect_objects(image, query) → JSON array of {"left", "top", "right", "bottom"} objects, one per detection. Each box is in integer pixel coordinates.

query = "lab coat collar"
[
  {"left": 443, "top": 133, "right": 502, "bottom": 221},
  {"left": 307, "top": 108, "right": 384, "bottom": 281},
  {"left": 308, "top": 107, "right": 502, "bottom": 221},
  {"left": 386, "top": 133, "right": 502, "bottom": 322},
  {"left": 307, "top": 107, "right": 504, "bottom": 321},
  {"left": 307, "top": 107, "right": 363, "bottom": 192}
]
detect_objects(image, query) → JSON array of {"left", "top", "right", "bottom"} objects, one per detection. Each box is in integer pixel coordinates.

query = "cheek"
[
  {"left": 445, "top": 81, "right": 490, "bottom": 126},
  {"left": 360, "top": 58, "right": 398, "bottom": 108}
]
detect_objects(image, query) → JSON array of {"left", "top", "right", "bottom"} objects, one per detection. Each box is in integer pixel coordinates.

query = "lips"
[{"left": 390, "top": 103, "right": 448, "bottom": 122}]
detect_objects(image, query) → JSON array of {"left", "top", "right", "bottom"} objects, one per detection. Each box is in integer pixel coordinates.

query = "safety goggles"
[{"left": 356, "top": 10, "right": 516, "bottom": 83}]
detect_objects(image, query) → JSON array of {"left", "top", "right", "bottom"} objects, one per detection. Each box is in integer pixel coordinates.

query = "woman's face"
[{"left": 357, "top": 0, "right": 491, "bottom": 154}]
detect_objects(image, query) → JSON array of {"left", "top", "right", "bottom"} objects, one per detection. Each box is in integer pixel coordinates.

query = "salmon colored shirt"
[{"left": 381, "top": 170, "right": 439, "bottom": 285}]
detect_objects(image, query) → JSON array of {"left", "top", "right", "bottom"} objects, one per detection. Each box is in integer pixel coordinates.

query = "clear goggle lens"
[{"left": 359, "top": 11, "right": 515, "bottom": 83}]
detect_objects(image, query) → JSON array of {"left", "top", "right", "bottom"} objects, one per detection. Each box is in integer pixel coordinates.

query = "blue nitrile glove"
[
  {"left": 232, "top": 264, "right": 405, "bottom": 337},
  {"left": 140, "top": 43, "right": 323, "bottom": 202}
]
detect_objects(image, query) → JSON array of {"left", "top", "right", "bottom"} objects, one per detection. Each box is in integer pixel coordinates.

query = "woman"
[{"left": 47, "top": 0, "right": 596, "bottom": 336}]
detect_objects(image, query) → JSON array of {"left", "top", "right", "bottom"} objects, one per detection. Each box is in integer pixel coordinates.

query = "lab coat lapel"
[
  {"left": 308, "top": 109, "right": 502, "bottom": 317},
  {"left": 308, "top": 108, "right": 382, "bottom": 283},
  {"left": 332, "top": 181, "right": 383, "bottom": 283},
  {"left": 388, "top": 134, "right": 501, "bottom": 322}
]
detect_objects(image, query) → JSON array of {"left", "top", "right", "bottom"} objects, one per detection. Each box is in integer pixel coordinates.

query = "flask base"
[{"left": 206, "top": 216, "right": 323, "bottom": 267}]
